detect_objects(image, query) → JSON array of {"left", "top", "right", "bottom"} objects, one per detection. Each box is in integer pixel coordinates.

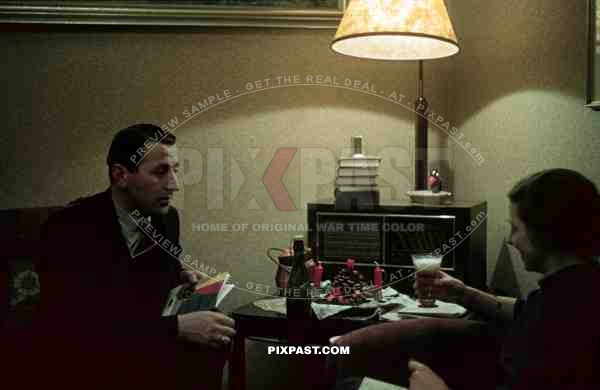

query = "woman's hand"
[
  {"left": 408, "top": 359, "right": 449, "bottom": 390},
  {"left": 413, "top": 270, "right": 466, "bottom": 304}
]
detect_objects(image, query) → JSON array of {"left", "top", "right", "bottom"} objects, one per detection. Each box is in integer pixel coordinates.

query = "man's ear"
[{"left": 110, "top": 164, "right": 131, "bottom": 188}]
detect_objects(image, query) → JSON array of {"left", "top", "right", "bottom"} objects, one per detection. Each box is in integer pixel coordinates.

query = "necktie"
[{"left": 131, "top": 223, "right": 157, "bottom": 258}]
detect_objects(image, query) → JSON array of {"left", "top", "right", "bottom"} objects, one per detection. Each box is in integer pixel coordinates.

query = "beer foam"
[{"left": 412, "top": 255, "right": 442, "bottom": 272}]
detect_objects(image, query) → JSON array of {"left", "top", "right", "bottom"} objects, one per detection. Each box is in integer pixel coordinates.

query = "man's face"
[
  {"left": 125, "top": 143, "right": 180, "bottom": 216},
  {"left": 508, "top": 203, "right": 545, "bottom": 272}
]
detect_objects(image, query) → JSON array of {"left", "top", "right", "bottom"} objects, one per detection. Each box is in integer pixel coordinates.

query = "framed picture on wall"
[
  {"left": 0, "top": 0, "right": 347, "bottom": 29},
  {"left": 587, "top": 0, "right": 600, "bottom": 109}
]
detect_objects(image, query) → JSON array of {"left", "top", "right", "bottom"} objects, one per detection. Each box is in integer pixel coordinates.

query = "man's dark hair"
[
  {"left": 508, "top": 169, "right": 600, "bottom": 258},
  {"left": 107, "top": 123, "right": 176, "bottom": 183}
]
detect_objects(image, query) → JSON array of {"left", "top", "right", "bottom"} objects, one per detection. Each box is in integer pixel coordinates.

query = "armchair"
[
  {"left": 332, "top": 318, "right": 504, "bottom": 390},
  {"left": 1, "top": 206, "right": 62, "bottom": 329}
]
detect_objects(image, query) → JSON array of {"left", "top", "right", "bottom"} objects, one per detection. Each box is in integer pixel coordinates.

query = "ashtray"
[{"left": 406, "top": 190, "right": 453, "bottom": 204}]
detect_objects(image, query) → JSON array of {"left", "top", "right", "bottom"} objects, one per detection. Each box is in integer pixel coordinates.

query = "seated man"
[
  {"left": 20, "top": 124, "right": 235, "bottom": 389},
  {"left": 333, "top": 169, "right": 600, "bottom": 390}
]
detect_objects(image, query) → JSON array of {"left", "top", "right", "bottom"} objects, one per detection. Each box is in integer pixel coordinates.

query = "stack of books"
[
  {"left": 335, "top": 136, "right": 381, "bottom": 208},
  {"left": 336, "top": 158, "right": 380, "bottom": 192}
]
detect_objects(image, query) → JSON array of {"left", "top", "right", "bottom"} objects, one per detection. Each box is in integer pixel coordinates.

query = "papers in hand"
[
  {"left": 162, "top": 272, "right": 233, "bottom": 316},
  {"left": 359, "top": 377, "right": 407, "bottom": 390}
]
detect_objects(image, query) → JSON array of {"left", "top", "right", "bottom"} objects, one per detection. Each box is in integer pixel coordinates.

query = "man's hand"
[
  {"left": 177, "top": 311, "right": 236, "bottom": 349},
  {"left": 178, "top": 270, "right": 204, "bottom": 299},
  {"left": 180, "top": 270, "right": 203, "bottom": 285},
  {"left": 413, "top": 270, "right": 466, "bottom": 304},
  {"left": 408, "top": 359, "right": 449, "bottom": 390}
]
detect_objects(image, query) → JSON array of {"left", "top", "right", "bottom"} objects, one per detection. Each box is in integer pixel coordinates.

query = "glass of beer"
[{"left": 411, "top": 254, "right": 443, "bottom": 307}]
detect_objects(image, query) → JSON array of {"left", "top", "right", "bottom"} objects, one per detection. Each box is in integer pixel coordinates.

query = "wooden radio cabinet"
[{"left": 307, "top": 201, "right": 488, "bottom": 294}]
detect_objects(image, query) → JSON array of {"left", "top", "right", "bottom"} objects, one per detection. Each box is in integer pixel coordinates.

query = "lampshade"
[{"left": 331, "top": 0, "right": 459, "bottom": 60}]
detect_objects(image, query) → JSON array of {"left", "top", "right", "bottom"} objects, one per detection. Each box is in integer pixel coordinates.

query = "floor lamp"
[{"left": 331, "top": 0, "right": 460, "bottom": 191}]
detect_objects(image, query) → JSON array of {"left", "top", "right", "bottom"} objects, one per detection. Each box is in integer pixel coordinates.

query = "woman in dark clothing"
[{"left": 333, "top": 169, "right": 600, "bottom": 390}]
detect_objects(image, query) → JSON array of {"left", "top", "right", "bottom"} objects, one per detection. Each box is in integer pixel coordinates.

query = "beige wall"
[
  {"left": 3, "top": 0, "right": 599, "bottom": 306},
  {"left": 449, "top": 0, "right": 600, "bottom": 296},
  {"left": 1, "top": 28, "right": 451, "bottom": 310}
]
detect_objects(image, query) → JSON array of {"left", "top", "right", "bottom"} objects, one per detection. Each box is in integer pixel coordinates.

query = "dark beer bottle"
[{"left": 286, "top": 236, "right": 312, "bottom": 335}]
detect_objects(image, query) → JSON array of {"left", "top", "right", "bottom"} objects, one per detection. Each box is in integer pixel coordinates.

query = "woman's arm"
[
  {"left": 458, "top": 285, "right": 517, "bottom": 323},
  {"left": 416, "top": 271, "right": 517, "bottom": 322}
]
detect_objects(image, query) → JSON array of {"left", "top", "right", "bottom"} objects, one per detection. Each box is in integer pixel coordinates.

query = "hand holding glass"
[{"left": 411, "top": 254, "right": 443, "bottom": 307}]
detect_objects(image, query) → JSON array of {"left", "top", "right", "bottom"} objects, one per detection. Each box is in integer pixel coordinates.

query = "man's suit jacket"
[{"left": 31, "top": 188, "right": 185, "bottom": 387}]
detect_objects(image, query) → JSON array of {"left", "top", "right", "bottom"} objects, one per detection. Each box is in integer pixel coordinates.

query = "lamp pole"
[{"left": 415, "top": 60, "right": 428, "bottom": 191}]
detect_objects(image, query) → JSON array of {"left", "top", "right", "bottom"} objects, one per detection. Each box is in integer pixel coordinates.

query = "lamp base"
[{"left": 415, "top": 61, "right": 428, "bottom": 191}]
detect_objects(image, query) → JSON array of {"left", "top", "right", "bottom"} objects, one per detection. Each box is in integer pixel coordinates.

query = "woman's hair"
[{"left": 508, "top": 169, "right": 600, "bottom": 258}]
